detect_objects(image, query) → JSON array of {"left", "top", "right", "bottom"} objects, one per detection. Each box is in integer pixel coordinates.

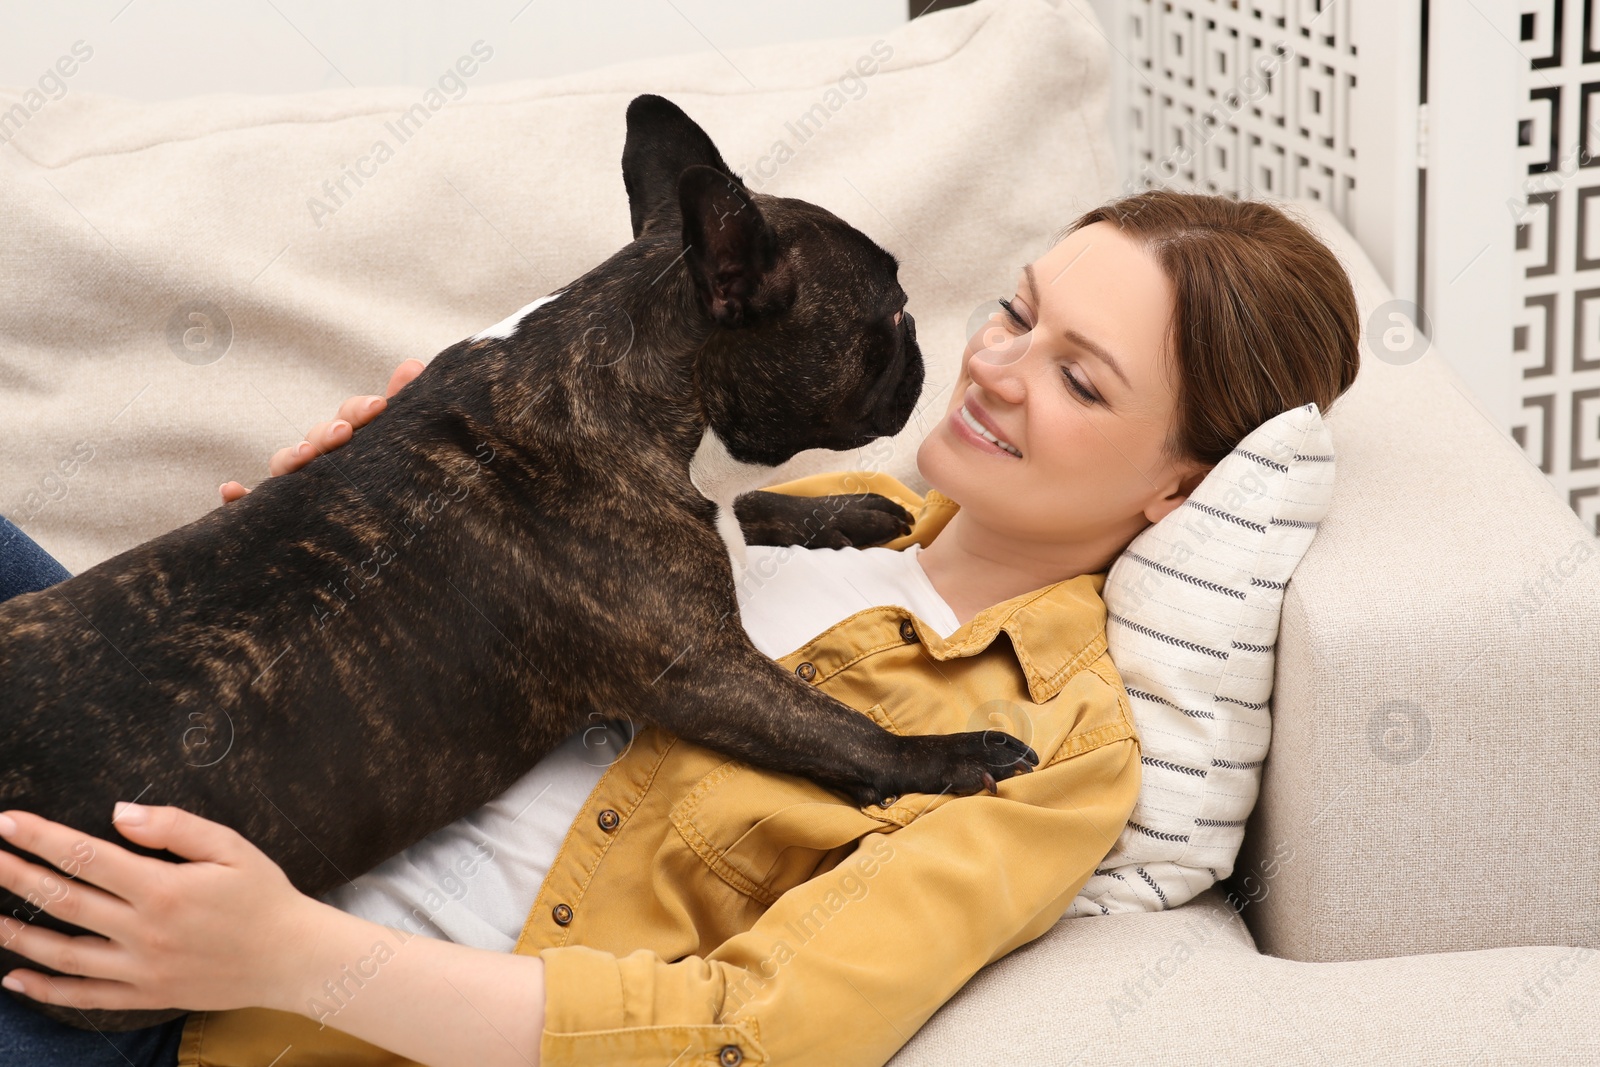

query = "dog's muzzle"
[{"left": 865, "top": 313, "right": 925, "bottom": 437}]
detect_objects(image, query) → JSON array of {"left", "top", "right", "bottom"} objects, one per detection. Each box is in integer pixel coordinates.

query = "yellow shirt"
[{"left": 178, "top": 471, "right": 1141, "bottom": 1067}]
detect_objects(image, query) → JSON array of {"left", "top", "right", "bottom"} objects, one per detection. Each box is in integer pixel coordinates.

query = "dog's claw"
[{"left": 879, "top": 729, "right": 1036, "bottom": 800}]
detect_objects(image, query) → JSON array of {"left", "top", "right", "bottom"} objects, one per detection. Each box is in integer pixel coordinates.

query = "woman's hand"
[
  {"left": 0, "top": 804, "right": 547, "bottom": 1065},
  {"left": 0, "top": 803, "right": 323, "bottom": 1014},
  {"left": 220, "top": 358, "right": 426, "bottom": 503}
]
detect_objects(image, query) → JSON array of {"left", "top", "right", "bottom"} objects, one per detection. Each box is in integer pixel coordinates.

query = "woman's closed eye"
[
  {"left": 1061, "top": 365, "right": 1101, "bottom": 404},
  {"left": 997, "top": 296, "right": 1102, "bottom": 405},
  {"left": 997, "top": 297, "right": 1029, "bottom": 331}
]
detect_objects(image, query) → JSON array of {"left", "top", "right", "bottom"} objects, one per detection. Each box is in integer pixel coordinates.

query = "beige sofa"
[{"left": 2, "top": 0, "right": 1594, "bottom": 1062}]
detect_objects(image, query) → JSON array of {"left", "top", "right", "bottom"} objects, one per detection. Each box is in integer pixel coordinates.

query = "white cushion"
[{"left": 1068, "top": 402, "right": 1336, "bottom": 915}]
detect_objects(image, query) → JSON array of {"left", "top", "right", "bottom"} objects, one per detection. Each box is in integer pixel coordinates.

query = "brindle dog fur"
[{"left": 0, "top": 95, "right": 1036, "bottom": 1031}]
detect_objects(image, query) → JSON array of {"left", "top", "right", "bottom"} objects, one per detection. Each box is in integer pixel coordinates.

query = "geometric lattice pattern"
[
  {"left": 1101, "top": 0, "right": 1600, "bottom": 534},
  {"left": 1511, "top": 0, "right": 1600, "bottom": 533},
  {"left": 1113, "top": 0, "right": 1360, "bottom": 233}
]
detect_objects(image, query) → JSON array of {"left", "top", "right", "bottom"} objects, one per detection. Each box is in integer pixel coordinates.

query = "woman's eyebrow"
[{"left": 1024, "top": 263, "right": 1132, "bottom": 390}]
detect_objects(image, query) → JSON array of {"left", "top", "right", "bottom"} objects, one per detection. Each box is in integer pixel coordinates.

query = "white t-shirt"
[{"left": 321, "top": 542, "right": 962, "bottom": 951}]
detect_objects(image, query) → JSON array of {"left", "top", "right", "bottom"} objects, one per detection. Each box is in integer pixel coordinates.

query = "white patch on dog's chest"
[
  {"left": 688, "top": 428, "right": 774, "bottom": 580},
  {"left": 471, "top": 290, "right": 565, "bottom": 341}
]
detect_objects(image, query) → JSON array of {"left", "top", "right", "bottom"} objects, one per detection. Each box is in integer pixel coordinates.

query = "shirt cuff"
[{"left": 539, "top": 945, "right": 767, "bottom": 1066}]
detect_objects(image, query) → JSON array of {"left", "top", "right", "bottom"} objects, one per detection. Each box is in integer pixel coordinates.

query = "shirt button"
[
  {"left": 597, "top": 808, "right": 620, "bottom": 832},
  {"left": 718, "top": 1046, "right": 744, "bottom": 1067},
  {"left": 899, "top": 619, "right": 918, "bottom": 643},
  {"left": 795, "top": 661, "right": 817, "bottom": 682},
  {"left": 552, "top": 903, "right": 573, "bottom": 926}
]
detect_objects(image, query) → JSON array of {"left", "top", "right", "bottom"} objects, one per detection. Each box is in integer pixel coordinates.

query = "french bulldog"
[{"left": 0, "top": 94, "right": 1036, "bottom": 1031}]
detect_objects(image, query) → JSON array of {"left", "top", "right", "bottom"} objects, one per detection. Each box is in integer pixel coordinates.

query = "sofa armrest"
[
  {"left": 1231, "top": 202, "right": 1600, "bottom": 963},
  {"left": 890, "top": 890, "right": 1600, "bottom": 1064}
]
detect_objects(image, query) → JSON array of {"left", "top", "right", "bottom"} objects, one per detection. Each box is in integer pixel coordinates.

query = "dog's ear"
[
  {"left": 622, "top": 94, "right": 738, "bottom": 239},
  {"left": 678, "top": 164, "right": 781, "bottom": 328}
]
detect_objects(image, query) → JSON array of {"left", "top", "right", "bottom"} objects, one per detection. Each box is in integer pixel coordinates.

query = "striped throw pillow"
[{"left": 1067, "top": 402, "right": 1335, "bottom": 916}]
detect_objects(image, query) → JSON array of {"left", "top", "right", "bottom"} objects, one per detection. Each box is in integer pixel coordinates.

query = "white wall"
[{"left": 0, "top": 0, "right": 907, "bottom": 99}]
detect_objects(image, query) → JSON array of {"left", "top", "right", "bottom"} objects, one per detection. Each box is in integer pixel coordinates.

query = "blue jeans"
[
  {"left": 0, "top": 516, "right": 186, "bottom": 1065},
  {"left": 0, "top": 516, "right": 71, "bottom": 602}
]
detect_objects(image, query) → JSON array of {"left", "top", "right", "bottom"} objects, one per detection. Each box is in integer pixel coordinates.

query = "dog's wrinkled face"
[
  {"left": 621, "top": 94, "right": 926, "bottom": 468},
  {"left": 694, "top": 194, "right": 924, "bottom": 466}
]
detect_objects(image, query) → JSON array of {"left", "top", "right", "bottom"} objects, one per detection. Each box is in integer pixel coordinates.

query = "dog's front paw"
[
  {"left": 849, "top": 731, "right": 1039, "bottom": 805},
  {"left": 803, "top": 493, "right": 912, "bottom": 549},
  {"left": 733, "top": 490, "right": 913, "bottom": 549},
  {"left": 924, "top": 729, "right": 1039, "bottom": 795}
]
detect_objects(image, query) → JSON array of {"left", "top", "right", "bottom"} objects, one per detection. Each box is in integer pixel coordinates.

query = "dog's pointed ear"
[
  {"left": 622, "top": 94, "right": 738, "bottom": 239},
  {"left": 678, "top": 164, "right": 780, "bottom": 328}
]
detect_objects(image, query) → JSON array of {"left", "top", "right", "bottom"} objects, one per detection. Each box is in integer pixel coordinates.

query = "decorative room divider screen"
[{"left": 1083, "top": 0, "right": 1600, "bottom": 533}]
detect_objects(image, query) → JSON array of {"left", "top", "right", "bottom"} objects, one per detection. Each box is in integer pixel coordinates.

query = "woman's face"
[{"left": 915, "top": 220, "right": 1207, "bottom": 559}]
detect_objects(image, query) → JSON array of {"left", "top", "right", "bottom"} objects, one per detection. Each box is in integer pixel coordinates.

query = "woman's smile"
[{"left": 949, "top": 398, "right": 1023, "bottom": 458}]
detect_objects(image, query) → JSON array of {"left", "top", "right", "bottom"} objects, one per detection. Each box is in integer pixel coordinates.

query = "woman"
[{"left": 0, "top": 191, "right": 1359, "bottom": 1067}]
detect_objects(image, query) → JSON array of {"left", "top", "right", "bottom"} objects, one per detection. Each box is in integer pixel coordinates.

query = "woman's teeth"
[{"left": 959, "top": 404, "right": 1021, "bottom": 457}]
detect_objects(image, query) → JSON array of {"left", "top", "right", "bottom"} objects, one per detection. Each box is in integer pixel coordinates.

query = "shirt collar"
[
  {"left": 901, "top": 570, "right": 1108, "bottom": 704},
  {"left": 899, "top": 488, "right": 1110, "bottom": 704}
]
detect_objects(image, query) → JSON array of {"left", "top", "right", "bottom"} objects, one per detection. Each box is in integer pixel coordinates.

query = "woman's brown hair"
[{"left": 1061, "top": 191, "right": 1361, "bottom": 468}]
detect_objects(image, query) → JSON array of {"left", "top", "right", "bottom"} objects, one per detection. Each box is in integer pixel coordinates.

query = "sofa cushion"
[
  {"left": 891, "top": 887, "right": 1600, "bottom": 1064},
  {"left": 0, "top": 0, "right": 1116, "bottom": 575},
  {"left": 1069, "top": 403, "right": 1335, "bottom": 916}
]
